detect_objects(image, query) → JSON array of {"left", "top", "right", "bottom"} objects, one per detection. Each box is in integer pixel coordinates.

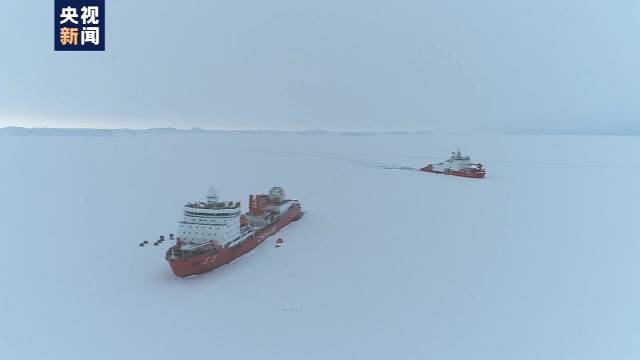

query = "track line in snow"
[
  {"left": 481, "top": 159, "right": 640, "bottom": 170},
  {"left": 242, "top": 149, "right": 640, "bottom": 172},
  {"left": 241, "top": 149, "right": 385, "bottom": 169},
  {"left": 375, "top": 165, "right": 419, "bottom": 171},
  {"left": 242, "top": 149, "right": 423, "bottom": 173}
]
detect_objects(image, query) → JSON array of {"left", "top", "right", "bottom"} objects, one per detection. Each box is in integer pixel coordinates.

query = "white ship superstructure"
[
  {"left": 430, "top": 149, "right": 472, "bottom": 173},
  {"left": 421, "top": 149, "right": 486, "bottom": 178},
  {"left": 177, "top": 188, "right": 255, "bottom": 250}
]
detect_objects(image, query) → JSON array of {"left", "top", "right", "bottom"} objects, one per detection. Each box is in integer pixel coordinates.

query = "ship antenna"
[{"left": 206, "top": 186, "right": 219, "bottom": 204}]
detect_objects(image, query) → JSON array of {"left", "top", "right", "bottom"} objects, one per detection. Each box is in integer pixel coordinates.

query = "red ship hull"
[
  {"left": 420, "top": 165, "right": 486, "bottom": 178},
  {"left": 166, "top": 206, "right": 302, "bottom": 278}
]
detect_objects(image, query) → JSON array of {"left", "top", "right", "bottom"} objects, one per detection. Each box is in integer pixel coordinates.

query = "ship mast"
[{"left": 206, "top": 186, "right": 219, "bottom": 204}]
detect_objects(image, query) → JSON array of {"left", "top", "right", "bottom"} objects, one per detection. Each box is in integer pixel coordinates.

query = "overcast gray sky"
[{"left": 0, "top": 0, "right": 638, "bottom": 132}]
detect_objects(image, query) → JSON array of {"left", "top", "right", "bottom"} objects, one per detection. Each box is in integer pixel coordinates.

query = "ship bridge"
[{"left": 177, "top": 187, "right": 254, "bottom": 250}]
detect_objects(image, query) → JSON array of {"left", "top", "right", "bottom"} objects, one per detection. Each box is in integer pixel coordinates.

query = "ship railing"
[
  {"left": 186, "top": 201, "right": 241, "bottom": 210},
  {"left": 169, "top": 244, "right": 219, "bottom": 259},
  {"left": 240, "top": 225, "right": 255, "bottom": 235},
  {"left": 177, "top": 241, "right": 219, "bottom": 254},
  {"left": 224, "top": 230, "right": 254, "bottom": 248}
]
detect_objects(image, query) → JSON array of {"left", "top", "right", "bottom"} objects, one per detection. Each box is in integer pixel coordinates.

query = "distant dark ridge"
[
  {"left": 0, "top": 126, "right": 135, "bottom": 136},
  {"left": 0, "top": 126, "right": 197, "bottom": 136},
  {"left": 0, "top": 127, "right": 436, "bottom": 137}
]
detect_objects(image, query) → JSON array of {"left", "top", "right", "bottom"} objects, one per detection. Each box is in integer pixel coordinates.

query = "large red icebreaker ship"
[
  {"left": 165, "top": 186, "right": 303, "bottom": 277},
  {"left": 420, "top": 149, "right": 486, "bottom": 178}
]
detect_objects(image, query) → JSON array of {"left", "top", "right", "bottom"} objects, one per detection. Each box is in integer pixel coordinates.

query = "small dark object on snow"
[
  {"left": 276, "top": 238, "right": 284, "bottom": 244},
  {"left": 143, "top": 240, "right": 149, "bottom": 244},
  {"left": 275, "top": 245, "right": 280, "bottom": 248},
  {"left": 139, "top": 243, "right": 144, "bottom": 247},
  {"left": 169, "top": 234, "right": 174, "bottom": 240},
  {"left": 153, "top": 242, "right": 159, "bottom": 246}
]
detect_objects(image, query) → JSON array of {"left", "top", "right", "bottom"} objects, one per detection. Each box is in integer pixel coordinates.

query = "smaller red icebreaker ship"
[
  {"left": 420, "top": 149, "right": 486, "bottom": 178},
  {"left": 166, "top": 186, "right": 303, "bottom": 278}
]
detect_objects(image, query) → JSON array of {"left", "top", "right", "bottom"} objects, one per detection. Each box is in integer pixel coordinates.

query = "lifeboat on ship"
[{"left": 420, "top": 149, "right": 486, "bottom": 178}]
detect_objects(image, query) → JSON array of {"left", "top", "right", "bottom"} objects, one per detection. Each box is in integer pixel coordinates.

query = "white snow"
[{"left": 1, "top": 133, "right": 639, "bottom": 359}]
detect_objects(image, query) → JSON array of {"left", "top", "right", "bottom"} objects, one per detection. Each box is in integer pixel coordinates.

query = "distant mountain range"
[{"left": 0, "top": 126, "right": 436, "bottom": 137}]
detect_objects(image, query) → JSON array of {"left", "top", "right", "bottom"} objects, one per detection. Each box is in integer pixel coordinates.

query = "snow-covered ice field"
[{"left": 1, "top": 132, "right": 639, "bottom": 359}]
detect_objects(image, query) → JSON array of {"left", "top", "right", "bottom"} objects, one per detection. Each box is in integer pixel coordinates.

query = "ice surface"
[{"left": 1, "top": 133, "right": 639, "bottom": 359}]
